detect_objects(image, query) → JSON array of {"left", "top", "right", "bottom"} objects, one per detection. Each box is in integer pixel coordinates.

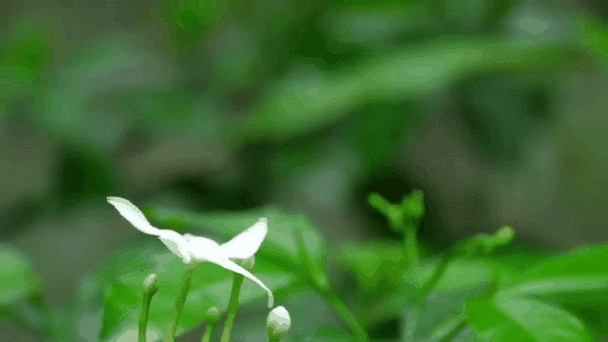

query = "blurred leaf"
[
  {"left": 0, "top": 65, "right": 35, "bottom": 100},
  {"left": 300, "top": 326, "right": 354, "bottom": 342},
  {"left": 323, "top": 9, "right": 437, "bottom": 46},
  {"left": 158, "top": 0, "right": 226, "bottom": 48},
  {"left": 0, "top": 243, "right": 41, "bottom": 306},
  {"left": 147, "top": 205, "right": 326, "bottom": 270},
  {"left": 365, "top": 258, "right": 499, "bottom": 327},
  {"left": 98, "top": 244, "right": 298, "bottom": 340},
  {"left": 243, "top": 38, "right": 588, "bottom": 141},
  {"left": 466, "top": 297, "right": 592, "bottom": 342},
  {"left": 483, "top": 0, "right": 517, "bottom": 32},
  {"left": 335, "top": 239, "right": 404, "bottom": 296},
  {"left": 578, "top": 14, "right": 608, "bottom": 66},
  {"left": 7, "top": 24, "right": 51, "bottom": 77},
  {"left": 401, "top": 277, "right": 486, "bottom": 342},
  {"left": 496, "top": 244, "right": 608, "bottom": 305},
  {"left": 0, "top": 243, "right": 48, "bottom": 338}
]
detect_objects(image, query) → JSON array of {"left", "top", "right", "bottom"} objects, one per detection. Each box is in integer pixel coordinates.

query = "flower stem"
[
  {"left": 201, "top": 307, "right": 221, "bottom": 342},
  {"left": 268, "top": 334, "right": 282, "bottom": 342},
  {"left": 139, "top": 293, "right": 153, "bottom": 342},
  {"left": 201, "top": 325, "right": 215, "bottom": 342},
  {"left": 140, "top": 274, "right": 160, "bottom": 342},
  {"left": 409, "top": 253, "right": 452, "bottom": 304},
  {"left": 401, "top": 220, "right": 419, "bottom": 269},
  {"left": 439, "top": 318, "right": 467, "bottom": 342},
  {"left": 319, "top": 288, "right": 369, "bottom": 342},
  {"left": 220, "top": 273, "right": 245, "bottom": 342},
  {"left": 163, "top": 264, "right": 197, "bottom": 342}
]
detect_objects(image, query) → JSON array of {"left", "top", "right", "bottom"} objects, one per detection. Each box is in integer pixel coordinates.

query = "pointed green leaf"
[
  {"left": 466, "top": 297, "right": 592, "bottom": 342},
  {"left": 497, "top": 244, "right": 608, "bottom": 305}
]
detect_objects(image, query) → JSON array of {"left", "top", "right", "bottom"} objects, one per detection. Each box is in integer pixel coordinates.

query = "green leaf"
[
  {"left": 0, "top": 243, "right": 49, "bottom": 338},
  {"left": 334, "top": 239, "right": 404, "bottom": 296},
  {"left": 466, "top": 297, "right": 592, "bottom": 342},
  {"left": 497, "top": 244, "right": 608, "bottom": 305},
  {"left": 0, "top": 243, "right": 41, "bottom": 306},
  {"left": 241, "top": 38, "right": 588, "bottom": 141},
  {"left": 365, "top": 258, "right": 499, "bottom": 327},
  {"left": 98, "top": 243, "right": 299, "bottom": 341},
  {"left": 146, "top": 205, "right": 326, "bottom": 270}
]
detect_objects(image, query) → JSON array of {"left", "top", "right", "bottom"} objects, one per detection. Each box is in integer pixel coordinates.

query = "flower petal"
[
  {"left": 107, "top": 197, "right": 161, "bottom": 236},
  {"left": 186, "top": 235, "right": 223, "bottom": 260},
  {"left": 188, "top": 235, "right": 274, "bottom": 307},
  {"left": 204, "top": 252, "right": 275, "bottom": 308},
  {"left": 220, "top": 218, "right": 268, "bottom": 260},
  {"left": 157, "top": 230, "right": 193, "bottom": 264}
]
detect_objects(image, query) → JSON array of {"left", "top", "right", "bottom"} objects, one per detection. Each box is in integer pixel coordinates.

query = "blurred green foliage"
[{"left": 3, "top": 0, "right": 608, "bottom": 340}]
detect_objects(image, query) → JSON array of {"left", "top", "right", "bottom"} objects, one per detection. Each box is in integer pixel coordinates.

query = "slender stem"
[
  {"left": 139, "top": 293, "right": 153, "bottom": 342},
  {"left": 409, "top": 253, "right": 452, "bottom": 304},
  {"left": 439, "top": 318, "right": 467, "bottom": 342},
  {"left": 319, "top": 288, "right": 369, "bottom": 342},
  {"left": 268, "top": 334, "right": 282, "bottom": 342},
  {"left": 295, "top": 226, "right": 368, "bottom": 341},
  {"left": 220, "top": 273, "right": 245, "bottom": 342},
  {"left": 163, "top": 264, "right": 197, "bottom": 342},
  {"left": 403, "top": 220, "right": 419, "bottom": 269},
  {"left": 402, "top": 303, "right": 421, "bottom": 342},
  {"left": 201, "top": 324, "right": 215, "bottom": 342}
]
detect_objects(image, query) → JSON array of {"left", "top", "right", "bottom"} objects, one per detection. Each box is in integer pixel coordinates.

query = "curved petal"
[
  {"left": 205, "top": 253, "right": 274, "bottom": 308},
  {"left": 187, "top": 235, "right": 224, "bottom": 262},
  {"left": 107, "top": 197, "right": 161, "bottom": 236},
  {"left": 220, "top": 218, "right": 268, "bottom": 260},
  {"left": 157, "top": 230, "right": 193, "bottom": 264}
]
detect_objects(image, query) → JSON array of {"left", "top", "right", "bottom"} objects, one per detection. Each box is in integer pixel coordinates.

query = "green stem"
[
  {"left": 439, "top": 318, "right": 467, "bottom": 342},
  {"left": 409, "top": 253, "right": 452, "bottom": 304},
  {"left": 220, "top": 273, "right": 245, "bottom": 342},
  {"left": 319, "top": 288, "right": 369, "bottom": 342},
  {"left": 163, "top": 264, "right": 197, "bottom": 342},
  {"left": 268, "top": 334, "right": 282, "bottom": 342},
  {"left": 201, "top": 324, "right": 216, "bottom": 342},
  {"left": 139, "top": 293, "right": 153, "bottom": 342},
  {"left": 403, "top": 220, "right": 419, "bottom": 269},
  {"left": 294, "top": 227, "right": 368, "bottom": 341}
]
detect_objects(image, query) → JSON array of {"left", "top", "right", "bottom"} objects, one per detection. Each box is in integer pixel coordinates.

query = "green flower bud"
[
  {"left": 402, "top": 189, "right": 424, "bottom": 219},
  {"left": 204, "top": 307, "right": 221, "bottom": 325},
  {"left": 142, "top": 274, "right": 160, "bottom": 296},
  {"left": 267, "top": 306, "right": 291, "bottom": 337}
]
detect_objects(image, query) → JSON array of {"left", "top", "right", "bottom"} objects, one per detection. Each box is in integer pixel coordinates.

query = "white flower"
[{"left": 107, "top": 196, "right": 274, "bottom": 308}]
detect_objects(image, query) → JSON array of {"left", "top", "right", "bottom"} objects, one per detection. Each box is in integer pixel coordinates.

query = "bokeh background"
[{"left": 3, "top": 0, "right": 608, "bottom": 340}]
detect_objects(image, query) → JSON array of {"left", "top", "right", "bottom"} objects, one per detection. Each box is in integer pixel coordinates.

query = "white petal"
[
  {"left": 220, "top": 218, "right": 268, "bottom": 260},
  {"left": 187, "top": 236, "right": 224, "bottom": 261},
  {"left": 188, "top": 235, "right": 274, "bottom": 308},
  {"left": 157, "top": 230, "right": 193, "bottom": 264},
  {"left": 107, "top": 197, "right": 161, "bottom": 236},
  {"left": 205, "top": 252, "right": 274, "bottom": 308}
]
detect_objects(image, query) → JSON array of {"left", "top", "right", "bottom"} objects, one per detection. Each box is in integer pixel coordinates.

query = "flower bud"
[
  {"left": 204, "top": 307, "right": 221, "bottom": 325},
  {"left": 402, "top": 189, "right": 424, "bottom": 219},
  {"left": 267, "top": 306, "right": 291, "bottom": 337},
  {"left": 142, "top": 273, "right": 160, "bottom": 296}
]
